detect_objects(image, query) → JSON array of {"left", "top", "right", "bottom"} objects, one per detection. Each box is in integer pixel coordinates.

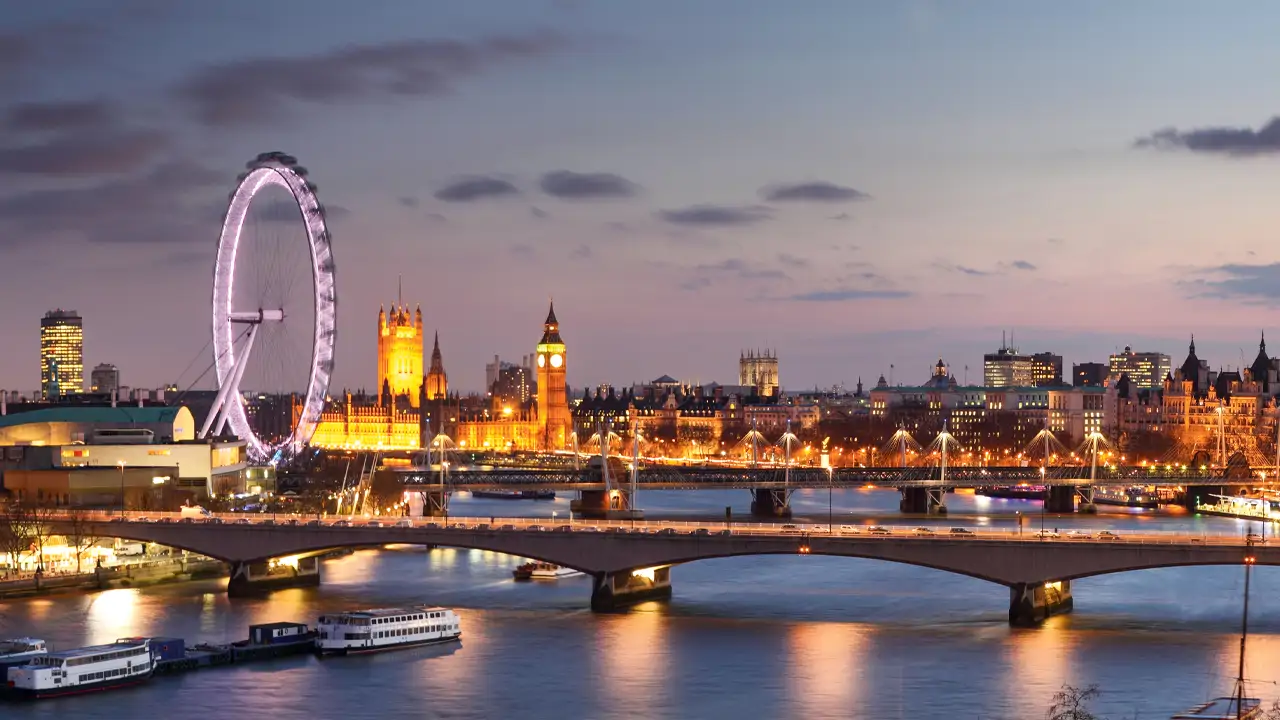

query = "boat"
[
  {"left": 513, "top": 562, "right": 582, "bottom": 581},
  {"left": 1170, "top": 544, "right": 1262, "bottom": 719},
  {"left": 471, "top": 489, "right": 556, "bottom": 500},
  {"left": 315, "top": 606, "right": 461, "bottom": 655},
  {"left": 0, "top": 639, "right": 47, "bottom": 671},
  {"left": 1093, "top": 487, "right": 1160, "bottom": 509},
  {"left": 5, "top": 638, "right": 152, "bottom": 699}
]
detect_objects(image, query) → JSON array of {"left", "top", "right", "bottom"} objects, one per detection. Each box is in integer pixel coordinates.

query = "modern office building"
[
  {"left": 40, "top": 309, "right": 83, "bottom": 399},
  {"left": 1030, "top": 352, "right": 1064, "bottom": 386},
  {"left": 1073, "top": 362, "right": 1107, "bottom": 388},
  {"left": 1108, "top": 347, "right": 1171, "bottom": 390},
  {"left": 90, "top": 363, "right": 120, "bottom": 395}
]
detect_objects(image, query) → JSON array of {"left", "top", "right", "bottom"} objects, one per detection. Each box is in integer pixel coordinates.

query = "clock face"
[
  {"left": 537, "top": 354, "right": 546, "bottom": 368},
  {"left": 550, "top": 353, "right": 563, "bottom": 368}
]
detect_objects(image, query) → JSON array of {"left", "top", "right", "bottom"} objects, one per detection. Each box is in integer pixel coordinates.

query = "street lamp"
[{"left": 118, "top": 460, "right": 126, "bottom": 515}]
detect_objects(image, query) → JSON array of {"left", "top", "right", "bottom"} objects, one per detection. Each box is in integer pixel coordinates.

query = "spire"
[
  {"left": 432, "top": 330, "right": 441, "bottom": 356},
  {"left": 540, "top": 300, "right": 563, "bottom": 344},
  {"left": 398, "top": 274, "right": 403, "bottom": 310},
  {"left": 545, "top": 299, "right": 558, "bottom": 326},
  {"left": 1190, "top": 333, "right": 1196, "bottom": 354},
  {"left": 1262, "top": 330, "right": 1267, "bottom": 353}
]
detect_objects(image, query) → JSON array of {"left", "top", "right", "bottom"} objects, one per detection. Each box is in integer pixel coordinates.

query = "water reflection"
[
  {"left": 1006, "top": 618, "right": 1074, "bottom": 718},
  {"left": 785, "top": 621, "right": 867, "bottom": 717},
  {"left": 596, "top": 611, "right": 670, "bottom": 716},
  {"left": 84, "top": 589, "right": 141, "bottom": 644}
]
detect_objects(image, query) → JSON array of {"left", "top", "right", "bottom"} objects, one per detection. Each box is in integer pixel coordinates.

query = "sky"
[{"left": 5, "top": 0, "right": 1280, "bottom": 395}]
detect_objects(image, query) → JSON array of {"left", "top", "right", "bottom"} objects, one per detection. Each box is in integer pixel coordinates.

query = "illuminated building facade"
[
  {"left": 377, "top": 302, "right": 423, "bottom": 408},
  {"left": 40, "top": 309, "right": 83, "bottom": 399},
  {"left": 739, "top": 349, "right": 780, "bottom": 397},
  {"left": 1108, "top": 347, "right": 1171, "bottom": 391},
  {"left": 308, "top": 302, "right": 571, "bottom": 451},
  {"left": 1031, "top": 352, "right": 1063, "bottom": 386},
  {"left": 535, "top": 303, "right": 571, "bottom": 450}
]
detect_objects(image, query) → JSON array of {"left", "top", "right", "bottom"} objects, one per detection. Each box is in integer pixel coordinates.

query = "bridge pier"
[
  {"left": 1076, "top": 486, "right": 1097, "bottom": 514},
  {"left": 1185, "top": 485, "right": 1228, "bottom": 512},
  {"left": 750, "top": 489, "right": 792, "bottom": 518},
  {"left": 899, "top": 487, "right": 947, "bottom": 515},
  {"left": 407, "top": 490, "right": 450, "bottom": 518},
  {"left": 1044, "top": 486, "right": 1076, "bottom": 514},
  {"left": 1008, "top": 580, "right": 1073, "bottom": 626},
  {"left": 590, "top": 566, "right": 672, "bottom": 612},
  {"left": 572, "top": 489, "right": 643, "bottom": 520},
  {"left": 226, "top": 556, "right": 321, "bottom": 597}
]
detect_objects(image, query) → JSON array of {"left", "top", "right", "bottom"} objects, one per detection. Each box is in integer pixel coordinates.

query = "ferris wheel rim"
[{"left": 211, "top": 154, "right": 336, "bottom": 460}]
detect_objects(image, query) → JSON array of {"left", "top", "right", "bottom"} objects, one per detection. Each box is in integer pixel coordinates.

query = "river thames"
[{"left": 2, "top": 489, "right": 1278, "bottom": 719}]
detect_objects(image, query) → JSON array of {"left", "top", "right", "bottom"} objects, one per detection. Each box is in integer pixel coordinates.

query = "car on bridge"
[
  {"left": 839, "top": 525, "right": 860, "bottom": 534},
  {"left": 1065, "top": 530, "right": 1093, "bottom": 539},
  {"left": 867, "top": 526, "right": 891, "bottom": 535},
  {"left": 1096, "top": 530, "right": 1119, "bottom": 540},
  {"left": 948, "top": 527, "right": 973, "bottom": 536},
  {"left": 780, "top": 524, "right": 802, "bottom": 535},
  {"left": 1034, "top": 530, "right": 1061, "bottom": 539},
  {"left": 912, "top": 527, "right": 935, "bottom": 535}
]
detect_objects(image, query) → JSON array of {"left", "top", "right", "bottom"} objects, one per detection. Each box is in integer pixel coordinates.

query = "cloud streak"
[
  {"left": 789, "top": 288, "right": 911, "bottom": 302},
  {"left": 539, "top": 170, "right": 638, "bottom": 199},
  {"left": 0, "top": 128, "right": 167, "bottom": 176},
  {"left": 1188, "top": 263, "right": 1280, "bottom": 304},
  {"left": 658, "top": 204, "right": 771, "bottom": 227},
  {"left": 1136, "top": 117, "right": 1280, "bottom": 156},
  {"left": 433, "top": 176, "right": 519, "bottom": 202},
  {"left": 761, "top": 181, "right": 869, "bottom": 202},
  {"left": 174, "top": 31, "right": 566, "bottom": 127},
  {"left": 5, "top": 99, "right": 114, "bottom": 132}
]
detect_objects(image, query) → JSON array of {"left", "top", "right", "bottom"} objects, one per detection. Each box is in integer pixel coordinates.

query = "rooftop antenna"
[{"left": 398, "top": 274, "right": 403, "bottom": 309}]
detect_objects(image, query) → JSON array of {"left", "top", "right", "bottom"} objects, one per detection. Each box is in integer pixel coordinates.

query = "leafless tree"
[
  {"left": 1046, "top": 684, "right": 1102, "bottom": 720},
  {"left": 0, "top": 507, "right": 33, "bottom": 578},
  {"left": 63, "top": 508, "right": 99, "bottom": 574}
]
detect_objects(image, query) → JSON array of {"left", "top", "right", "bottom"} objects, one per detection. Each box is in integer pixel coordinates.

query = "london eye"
[{"left": 200, "top": 152, "right": 337, "bottom": 461}]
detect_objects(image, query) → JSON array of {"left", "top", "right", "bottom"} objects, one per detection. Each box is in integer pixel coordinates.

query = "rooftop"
[{"left": 0, "top": 406, "right": 185, "bottom": 430}]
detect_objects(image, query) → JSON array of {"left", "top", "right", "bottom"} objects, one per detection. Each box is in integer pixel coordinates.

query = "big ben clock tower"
[{"left": 535, "top": 301, "right": 570, "bottom": 450}]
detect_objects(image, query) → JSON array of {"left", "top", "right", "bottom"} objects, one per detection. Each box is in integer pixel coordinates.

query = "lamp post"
[{"left": 118, "top": 461, "right": 126, "bottom": 515}]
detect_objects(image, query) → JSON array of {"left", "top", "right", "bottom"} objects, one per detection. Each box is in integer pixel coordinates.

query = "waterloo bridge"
[{"left": 35, "top": 512, "right": 1275, "bottom": 627}]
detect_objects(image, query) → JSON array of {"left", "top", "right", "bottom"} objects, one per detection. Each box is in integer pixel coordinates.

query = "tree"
[
  {"left": 63, "top": 509, "right": 99, "bottom": 574},
  {"left": 1046, "top": 684, "right": 1102, "bottom": 720},
  {"left": 0, "top": 507, "right": 33, "bottom": 577}
]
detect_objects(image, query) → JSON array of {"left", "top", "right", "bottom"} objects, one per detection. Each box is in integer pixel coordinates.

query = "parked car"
[
  {"left": 1034, "top": 530, "right": 1061, "bottom": 539},
  {"left": 526, "top": 524, "right": 545, "bottom": 532},
  {"left": 331, "top": 520, "right": 350, "bottom": 527},
  {"left": 304, "top": 519, "right": 322, "bottom": 526},
  {"left": 498, "top": 524, "right": 516, "bottom": 531},
  {"left": 1096, "top": 530, "right": 1119, "bottom": 540},
  {"left": 395, "top": 520, "right": 413, "bottom": 528}
]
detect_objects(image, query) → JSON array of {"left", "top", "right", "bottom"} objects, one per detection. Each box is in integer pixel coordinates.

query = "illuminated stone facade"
[
  {"left": 378, "top": 303, "right": 423, "bottom": 408},
  {"left": 307, "top": 303, "right": 569, "bottom": 451}
]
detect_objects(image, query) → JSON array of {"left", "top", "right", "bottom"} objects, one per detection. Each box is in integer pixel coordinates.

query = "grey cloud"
[
  {"left": 426, "top": 212, "right": 448, "bottom": 223},
  {"left": 953, "top": 265, "right": 990, "bottom": 276},
  {"left": 0, "top": 128, "right": 167, "bottom": 176},
  {"left": 509, "top": 243, "right": 536, "bottom": 260},
  {"left": 1136, "top": 117, "right": 1280, "bottom": 156},
  {"left": 658, "top": 204, "right": 771, "bottom": 227},
  {"left": 1009, "top": 260, "right": 1036, "bottom": 271},
  {"left": 539, "top": 170, "right": 638, "bottom": 199},
  {"left": 789, "top": 288, "right": 912, "bottom": 302},
  {"left": 174, "top": 31, "right": 566, "bottom": 127},
  {"left": 830, "top": 212, "right": 852, "bottom": 221},
  {"left": 679, "top": 276, "right": 712, "bottom": 292},
  {"left": 5, "top": 99, "right": 113, "bottom": 132},
  {"left": 1046, "top": 237, "right": 1064, "bottom": 245},
  {"left": 777, "top": 253, "right": 809, "bottom": 268},
  {"left": 0, "top": 159, "right": 225, "bottom": 245},
  {"left": 692, "top": 258, "right": 789, "bottom": 282},
  {"left": 1189, "top": 263, "right": 1280, "bottom": 303},
  {"left": 762, "top": 181, "right": 870, "bottom": 203},
  {"left": 433, "top": 176, "right": 519, "bottom": 202},
  {"left": 530, "top": 206, "right": 549, "bottom": 219},
  {"left": 571, "top": 244, "right": 592, "bottom": 259},
  {"left": 398, "top": 196, "right": 419, "bottom": 208}
]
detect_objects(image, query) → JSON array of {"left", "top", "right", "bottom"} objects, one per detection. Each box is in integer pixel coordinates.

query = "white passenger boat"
[
  {"left": 6, "top": 638, "right": 152, "bottom": 698},
  {"left": 0, "top": 639, "right": 47, "bottom": 670},
  {"left": 315, "top": 606, "right": 461, "bottom": 655},
  {"left": 513, "top": 562, "right": 582, "bottom": 581}
]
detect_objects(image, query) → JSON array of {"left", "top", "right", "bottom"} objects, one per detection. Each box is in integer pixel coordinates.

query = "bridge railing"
[{"left": 28, "top": 510, "right": 1272, "bottom": 548}]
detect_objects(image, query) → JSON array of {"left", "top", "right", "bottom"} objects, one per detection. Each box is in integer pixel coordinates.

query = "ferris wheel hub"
[{"left": 229, "top": 309, "right": 286, "bottom": 324}]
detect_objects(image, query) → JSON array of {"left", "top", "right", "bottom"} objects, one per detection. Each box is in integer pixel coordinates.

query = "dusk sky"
[{"left": 6, "top": 1, "right": 1280, "bottom": 395}]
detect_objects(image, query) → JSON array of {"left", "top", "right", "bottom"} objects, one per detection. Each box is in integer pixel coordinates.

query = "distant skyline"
[{"left": 5, "top": 1, "right": 1280, "bottom": 394}]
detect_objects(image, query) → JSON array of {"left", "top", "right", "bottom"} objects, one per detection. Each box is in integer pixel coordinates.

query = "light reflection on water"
[{"left": 0, "top": 489, "right": 1277, "bottom": 718}]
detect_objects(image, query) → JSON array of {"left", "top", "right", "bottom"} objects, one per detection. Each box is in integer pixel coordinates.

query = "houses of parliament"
[{"left": 306, "top": 301, "right": 572, "bottom": 452}]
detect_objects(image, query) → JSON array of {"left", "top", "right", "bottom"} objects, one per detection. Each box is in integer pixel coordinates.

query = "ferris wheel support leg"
[{"left": 201, "top": 324, "right": 261, "bottom": 439}]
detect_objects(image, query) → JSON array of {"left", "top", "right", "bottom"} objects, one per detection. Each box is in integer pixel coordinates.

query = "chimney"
[
  {"left": 111, "top": 387, "right": 118, "bottom": 408},
  {"left": 1, "top": 390, "right": 5, "bottom": 416}
]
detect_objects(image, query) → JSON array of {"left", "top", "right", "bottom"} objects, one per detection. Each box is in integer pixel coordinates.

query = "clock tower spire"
[{"left": 535, "top": 300, "right": 570, "bottom": 450}]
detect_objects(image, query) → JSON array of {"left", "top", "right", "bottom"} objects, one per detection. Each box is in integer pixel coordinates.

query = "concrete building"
[
  {"left": 984, "top": 346, "right": 1033, "bottom": 388},
  {"left": 1073, "top": 362, "right": 1107, "bottom": 388},
  {"left": 0, "top": 406, "right": 195, "bottom": 446},
  {"left": 1031, "top": 352, "right": 1064, "bottom": 386},
  {"left": 1108, "top": 347, "right": 1171, "bottom": 391},
  {"left": 487, "top": 356, "right": 534, "bottom": 405},
  {"left": 90, "top": 363, "right": 120, "bottom": 395},
  {"left": 40, "top": 309, "right": 83, "bottom": 398}
]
